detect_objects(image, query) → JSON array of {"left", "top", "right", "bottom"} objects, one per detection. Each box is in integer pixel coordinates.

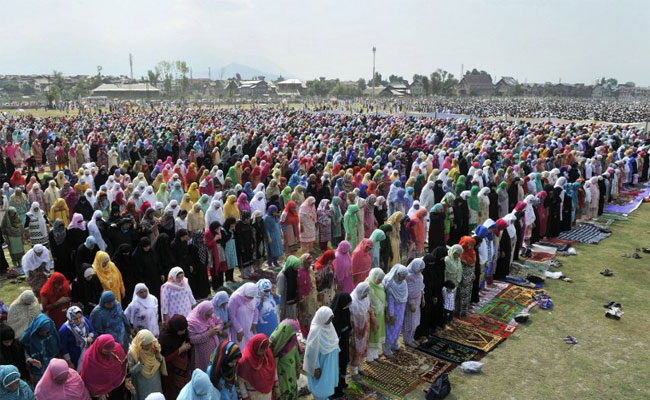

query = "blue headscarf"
[
  {"left": 0, "top": 365, "right": 33, "bottom": 400},
  {"left": 288, "top": 174, "right": 301, "bottom": 189},
  {"left": 89, "top": 291, "right": 129, "bottom": 350},
  {"left": 178, "top": 369, "right": 220, "bottom": 400},
  {"left": 211, "top": 291, "right": 230, "bottom": 325},
  {"left": 20, "top": 314, "right": 60, "bottom": 379}
]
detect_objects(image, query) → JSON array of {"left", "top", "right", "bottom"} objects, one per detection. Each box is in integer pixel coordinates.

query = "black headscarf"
[
  {"left": 330, "top": 292, "right": 352, "bottom": 335},
  {"left": 160, "top": 314, "right": 189, "bottom": 357},
  {"left": 71, "top": 262, "right": 104, "bottom": 315},
  {"left": 0, "top": 324, "right": 29, "bottom": 379}
]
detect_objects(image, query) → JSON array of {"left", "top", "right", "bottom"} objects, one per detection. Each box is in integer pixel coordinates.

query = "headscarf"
[
  {"left": 223, "top": 194, "right": 240, "bottom": 220},
  {"left": 20, "top": 314, "right": 60, "bottom": 374},
  {"left": 124, "top": 283, "right": 159, "bottom": 336},
  {"left": 350, "top": 282, "right": 371, "bottom": 326},
  {"left": 87, "top": 211, "right": 107, "bottom": 251},
  {"left": 7, "top": 290, "right": 41, "bottom": 338},
  {"left": 92, "top": 251, "right": 124, "bottom": 299},
  {"left": 269, "top": 319, "right": 301, "bottom": 358},
  {"left": 80, "top": 334, "right": 127, "bottom": 396},
  {"left": 68, "top": 213, "right": 86, "bottom": 230},
  {"left": 303, "top": 306, "right": 339, "bottom": 375},
  {"left": 0, "top": 365, "right": 32, "bottom": 400},
  {"left": 208, "top": 340, "right": 241, "bottom": 389},
  {"left": 177, "top": 369, "right": 220, "bottom": 400},
  {"left": 128, "top": 329, "right": 167, "bottom": 378},
  {"left": 34, "top": 358, "right": 91, "bottom": 400},
  {"left": 210, "top": 291, "right": 230, "bottom": 325},
  {"left": 459, "top": 236, "right": 477, "bottom": 266},
  {"left": 236, "top": 333, "right": 276, "bottom": 393},
  {"left": 21, "top": 244, "right": 51, "bottom": 277},
  {"left": 159, "top": 315, "right": 189, "bottom": 358},
  {"left": 382, "top": 264, "right": 409, "bottom": 303},
  {"left": 186, "top": 301, "right": 221, "bottom": 348}
]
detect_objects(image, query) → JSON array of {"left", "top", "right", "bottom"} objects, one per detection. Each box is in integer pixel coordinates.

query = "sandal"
[
  {"left": 632, "top": 253, "right": 642, "bottom": 259},
  {"left": 600, "top": 269, "right": 614, "bottom": 277},
  {"left": 561, "top": 277, "right": 573, "bottom": 283}
]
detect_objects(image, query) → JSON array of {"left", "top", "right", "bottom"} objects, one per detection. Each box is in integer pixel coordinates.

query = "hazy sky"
[{"left": 1, "top": 0, "right": 648, "bottom": 85}]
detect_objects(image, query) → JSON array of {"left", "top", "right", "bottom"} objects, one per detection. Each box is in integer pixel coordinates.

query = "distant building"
[
  {"left": 456, "top": 74, "right": 494, "bottom": 96},
  {"left": 91, "top": 83, "right": 160, "bottom": 99},
  {"left": 410, "top": 79, "right": 425, "bottom": 96},
  {"left": 276, "top": 79, "right": 305, "bottom": 97},
  {"left": 617, "top": 84, "right": 650, "bottom": 100},
  {"left": 495, "top": 77, "right": 518, "bottom": 96},
  {"left": 238, "top": 80, "right": 269, "bottom": 98}
]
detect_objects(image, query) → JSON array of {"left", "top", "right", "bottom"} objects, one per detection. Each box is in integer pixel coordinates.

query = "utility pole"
[
  {"left": 461, "top": 63, "right": 464, "bottom": 77},
  {"left": 129, "top": 53, "right": 134, "bottom": 80},
  {"left": 208, "top": 67, "right": 211, "bottom": 81},
  {"left": 372, "top": 46, "right": 376, "bottom": 98}
]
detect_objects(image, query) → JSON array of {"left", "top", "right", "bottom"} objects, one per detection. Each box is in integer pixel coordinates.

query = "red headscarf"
[
  {"left": 236, "top": 334, "right": 277, "bottom": 394},
  {"left": 459, "top": 236, "right": 477, "bottom": 266},
  {"left": 313, "top": 250, "right": 336, "bottom": 272},
  {"left": 80, "top": 334, "right": 127, "bottom": 396},
  {"left": 283, "top": 200, "right": 299, "bottom": 225},
  {"left": 350, "top": 239, "right": 374, "bottom": 284}
]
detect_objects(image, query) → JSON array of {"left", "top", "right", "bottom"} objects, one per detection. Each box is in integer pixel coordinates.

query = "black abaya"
[
  {"left": 428, "top": 212, "right": 445, "bottom": 252},
  {"left": 494, "top": 232, "right": 512, "bottom": 280},
  {"left": 112, "top": 244, "right": 136, "bottom": 308},
  {"left": 331, "top": 292, "right": 351, "bottom": 398},
  {"left": 71, "top": 264, "right": 104, "bottom": 315},
  {"left": 416, "top": 248, "right": 446, "bottom": 337},
  {"left": 132, "top": 238, "right": 163, "bottom": 300}
]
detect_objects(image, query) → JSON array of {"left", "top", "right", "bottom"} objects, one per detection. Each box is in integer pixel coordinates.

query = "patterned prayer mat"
[
  {"left": 495, "top": 285, "right": 538, "bottom": 307},
  {"left": 457, "top": 314, "right": 517, "bottom": 338},
  {"left": 437, "top": 321, "right": 503, "bottom": 352},
  {"left": 469, "top": 281, "right": 509, "bottom": 313},
  {"left": 509, "top": 260, "right": 549, "bottom": 279},
  {"left": 539, "top": 237, "right": 577, "bottom": 247},
  {"left": 478, "top": 297, "right": 525, "bottom": 323},
  {"left": 558, "top": 223, "right": 611, "bottom": 244},
  {"left": 416, "top": 336, "right": 480, "bottom": 364},
  {"left": 342, "top": 381, "right": 394, "bottom": 400},
  {"left": 381, "top": 346, "right": 453, "bottom": 383},
  {"left": 522, "top": 251, "right": 556, "bottom": 263},
  {"left": 360, "top": 359, "right": 423, "bottom": 398}
]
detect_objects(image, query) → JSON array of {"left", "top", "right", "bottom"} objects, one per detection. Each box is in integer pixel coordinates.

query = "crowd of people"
[
  {"left": 0, "top": 105, "right": 648, "bottom": 400},
  {"left": 304, "top": 97, "right": 650, "bottom": 123}
]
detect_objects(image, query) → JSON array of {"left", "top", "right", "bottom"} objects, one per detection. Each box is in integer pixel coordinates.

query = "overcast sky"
[{"left": 1, "top": 0, "right": 648, "bottom": 85}]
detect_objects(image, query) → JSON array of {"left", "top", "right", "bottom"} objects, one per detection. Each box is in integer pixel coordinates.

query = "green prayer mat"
[{"left": 478, "top": 297, "right": 526, "bottom": 323}]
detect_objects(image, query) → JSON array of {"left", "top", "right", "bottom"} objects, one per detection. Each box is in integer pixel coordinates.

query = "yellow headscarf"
[
  {"left": 49, "top": 198, "right": 70, "bottom": 226},
  {"left": 92, "top": 251, "right": 125, "bottom": 300},
  {"left": 187, "top": 182, "right": 200, "bottom": 203},
  {"left": 223, "top": 194, "right": 240, "bottom": 221},
  {"left": 128, "top": 329, "right": 167, "bottom": 378},
  {"left": 152, "top": 174, "right": 164, "bottom": 192},
  {"left": 180, "top": 194, "right": 193, "bottom": 212}
]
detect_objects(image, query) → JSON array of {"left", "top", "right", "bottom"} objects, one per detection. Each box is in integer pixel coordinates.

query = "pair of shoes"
[
  {"left": 605, "top": 305, "right": 624, "bottom": 320},
  {"left": 563, "top": 335, "right": 578, "bottom": 345},
  {"left": 642, "top": 247, "right": 650, "bottom": 254},
  {"left": 600, "top": 269, "right": 614, "bottom": 277},
  {"left": 632, "top": 253, "right": 642, "bottom": 259},
  {"left": 603, "top": 301, "right": 621, "bottom": 309}
]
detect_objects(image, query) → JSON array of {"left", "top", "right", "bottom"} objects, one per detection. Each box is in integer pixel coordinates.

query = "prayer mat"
[
  {"left": 495, "top": 285, "right": 538, "bottom": 307},
  {"left": 360, "top": 359, "right": 423, "bottom": 398},
  {"left": 509, "top": 261, "right": 549, "bottom": 280},
  {"left": 539, "top": 237, "right": 577, "bottom": 247},
  {"left": 342, "top": 381, "right": 394, "bottom": 400},
  {"left": 522, "top": 251, "right": 556, "bottom": 263},
  {"left": 558, "top": 223, "right": 611, "bottom": 244},
  {"left": 457, "top": 314, "right": 517, "bottom": 338},
  {"left": 247, "top": 268, "right": 278, "bottom": 283},
  {"left": 416, "top": 336, "right": 480, "bottom": 364},
  {"left": 469, "top": 281, "right": 509, "bottom": 313},
  {"left": 596, "top": 212, "right": 629, "bottom": 222},
  {"left": 437, "top": 321, "right": 503, "bottom": 352},
  {"left": 478, "top": 297, "right": 525, "bottom": 323},
  {"left": 380, "top": 346, "right": 453, "bottom": 383}
]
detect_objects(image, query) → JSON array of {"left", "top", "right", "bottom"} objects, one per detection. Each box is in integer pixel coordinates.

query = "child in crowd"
[{"left": 442, "top": 280, "right": 456, "bottom": 329}]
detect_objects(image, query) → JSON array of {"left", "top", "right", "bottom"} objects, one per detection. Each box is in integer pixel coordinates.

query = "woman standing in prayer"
[
  {"left": 343, "top": 204, "right": 360, "bottom": 250},
  {"left": 20, "top": 314, "right": 60, "bottom": 383},
  {"left": 305, "top": 306, "right": 340, "bottom": 400},
  {"left": 125, "top": 284, "right": 160, "bottom": 337},
  {"left": 160, "top": 267, "right": 196, "bottom": 324},
  {"left": 22, "top": 245, "right": 53, "bottom": 299},
  {"left": 349, "top": 282, "right": 372, "bottom": 377},
  {"left": 210, "top": 291, "right": 231, "bottom": 342},
  {"left": 269, "top": 320, "right": 302, "bottom": 400},
  {"left": 220, "top": 217, "right": 239, "bottom": 280},
  {"left": 381, "top": 264, "right": 408, "bottom": 357},
  {"left": 39, "top": 272, "right": 71, "bottom": 328},
  {"left": 80, "top": 334, "right": 129, "bottom": 400},
  {"left": 297, "top": 253, "right": 317, "bottom": 337},
  {"left": 409, "top": 208, "right": 428, "bottom": 259},
  {"left": 34, "top": 358, "right": 91, "bottom": 400},
  {"left": 256, "top": 279, "right": 280, "bottom": 338},
  {"left": 458, "top": 236, "right": 477, "bottom": 317},
  {"left": 177, "top": 369, "right": 220, "bottom": 400},
  {"left": 313, "top": 250, "right": 336, "bottom": 307},
  {"left": 237, "top": 333, "right": 280, "bottom": 400},
  {"left": 365, "top": 268, "right": 386, "bottom": 363},
  {"left": 0, "top": 365, "right": 34, "bottom": 400},
  {"left": 207, "top": 340, "right": 241, "bottom": 400},
  {"left": 187, "top": 301, "right": 223, "bottom": 372},
  {"left": 444, "top": 245, "right": 464, "bottom": 288},
  {"left": 280, "top": 200, "right": 300, "bottom": 254},
  {"left": 25, "top": 202, "right": 49, "bottom": 247},
  {"left": 333, "top": 241, "right": 354, "bottom": 294},
  {"left": 403, "top": 258, "right": 425, "bottom": 347},
  {"left": 71, "top": 265, "right": 103, "bottom": 316},
  {"left": 234, "top": 210, "right": 256, "bottom": 279},
  {"left": 227, "top": 282, "right": 259, "bottom": 349},
  {"left": 368, "top": 229, "right": 386, "bottom": 271},
  {"left": 330, "top": 293, "right": 351, "bottom": 398},
  {"left": 386, "top": 211, "right": 403, "bottom": 267},
  {"left": 350, "top": 238, "right": 374, "bottom": 284},
  {"left": 299, "top": 196, "right": 318, "bottom": 253},
  {"left": 48, "top": 219, "right": 71, "bottom": 279},
  {"left": 1, "top": 207, "right": 25, "bottom": 269},
  {"left": 92, "top": 251, "right": 125, "bottom": 302},
  {"left": 276, "top": 255, "right": 299, "bottom": 320},
  {"left": 58, "top": 306, "right": 94, "bottom": 371},
  {"left": 127, "top": 329, "right": 167, "bottom": 400},
  {"left": 316, "top": 199, "right": 333, "bottom": 250},
  {"left": 89, "top": 291, "right": 132, "bottom": 351},
  {"left": 416, "top": 249, "right": 446, "bottom": 338},
  {"left": 330, "top": 196, "right": 343, "bottom": 247},
  {"left": 159, "top": 315, "right": 192, "bottom": 400},
  {"left": 7, "top": 290, "right": 41, "bottom": 338},
  {"left": 263, "top": 205, "right": 283, "bottom": 268},
  {"left": 0, "top": 325, "right": 30, "bottom": 381}
]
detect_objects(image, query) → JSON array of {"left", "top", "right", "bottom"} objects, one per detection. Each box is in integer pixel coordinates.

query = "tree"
[
  {"left": 235, "top": 73, "right": 242, "bottom": 81},
  {"left": 370, "top": 72, "right": 382, "bottom": 86},
  {"left": 357, "top": 78, "right": 367, "bottom": 91},
  {"left": 329, "top": 82, "right": 362, "bottom": 98},
  {"left": 2, "top": 81, "right": 21, "bottom": 96},
  {"left": 430, "top": 69, "right": 458, "bottom": 96},
  {"left": 147, "top": 70, "right": 160, "bottom": 87},
  {"left": 513, "top": 83, "right": 524, "bottom": 96},
  {"left": 21, "top": 83, "right": 36, "bottom": 96},
  {"left": 388, "top": 74, "right": 405, "bottom": 84},
  {"left": 274, "top": 75, "right": 285, "bottom": 83},
  {"left": 175, "top": 60, "right": 190, "bottom": 99},
  {"left": 306, "top": 78, "right": 338, "bottom": 97},
  {"left": 412, "top": 74, "right": 430, "bottom": 95},
  {"left": 155, "top": 61, "right": 174, "bottom": 96}
]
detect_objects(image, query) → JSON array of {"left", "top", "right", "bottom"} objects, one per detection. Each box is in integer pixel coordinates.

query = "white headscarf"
[
  {"left": 382, "top": 264, "right": 409, "bottom": 303},
  {"left": 250, "top": 192, "right": 266, "bottom": 215},
  {"left": 21, "top": 244, "right": 52, "bottom": 277},
  {"left": 124, "top": 283, "right": 160, "bottom": 336},
  {"left": 204, "top": 199, "right": 224, "bottom": 226},
  {"left": 419, "top": 181, "right": 435, "bottom": 211},
  {"left": 407, "top": 200, "right": 422, "bottom": 218},
  {"left": 26, "top": 202, "right": 47, "bottom": 233},
  {"left": 88, "top": 210, "right": 107, "bottom": 251},
  {"left": 304, "top": 306, "right": 340, "bottom": 375},
  {"left": 349, "top": 282, "right": 370, "bottom": 327},
  {"left": 141, "top": 185, "right": 157, "bottom": 206}
]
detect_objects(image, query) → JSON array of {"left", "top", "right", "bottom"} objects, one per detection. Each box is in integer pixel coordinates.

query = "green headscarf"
[
  {"left": 365, "top": 268, "right": 386, "bottom": 344},
  {"left": 343, "top": 204, "right": 360, "bottom": 249},
  {"left": 369, "top": 229, "right": 386, "bottom": 245},
  {"left": 498, "top": 181, "right": 507, "bottom": 191},
  {"left": 330, "top": 196, "right": 342, "bottom": 221},
  {"left": 455, "top": 175, "right": 467, "bottom": 194},
  {"left": 268, "top": 320, "right": 300, "bottom": 400},
  {"left": 226, "top": 166, "right": 238, "bottom": 183},
  {"left": 444, "top": 244, "right": 463, "bottom": 286},
  {"left": 468, "top": 186, "right": 480, "bottom": 211},
  {"left": 282, "top": 255, "right": 301, "bottom": 271},
  {"left": 281, "top": 186, "right": 292, "bottom": 205}
]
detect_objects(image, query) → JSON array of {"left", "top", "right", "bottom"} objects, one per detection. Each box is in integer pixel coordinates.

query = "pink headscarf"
[
  {"left": 186, "top": 300, "right": 222, "bottom": 347},
  {"left": 236, "top": 192, "right": 251, "bottom": 213},
  {"left": 68, "top": 213, "right": 87, "bottom": 230},
  {"left": 80, "top": 335, "right": 127, "bottom": 396},
  {"left": 333, "top": 241, "right": 354, "bottom": 293},
  {"left": 35, "top": 358, "right": 91, "bottom": 400}
]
